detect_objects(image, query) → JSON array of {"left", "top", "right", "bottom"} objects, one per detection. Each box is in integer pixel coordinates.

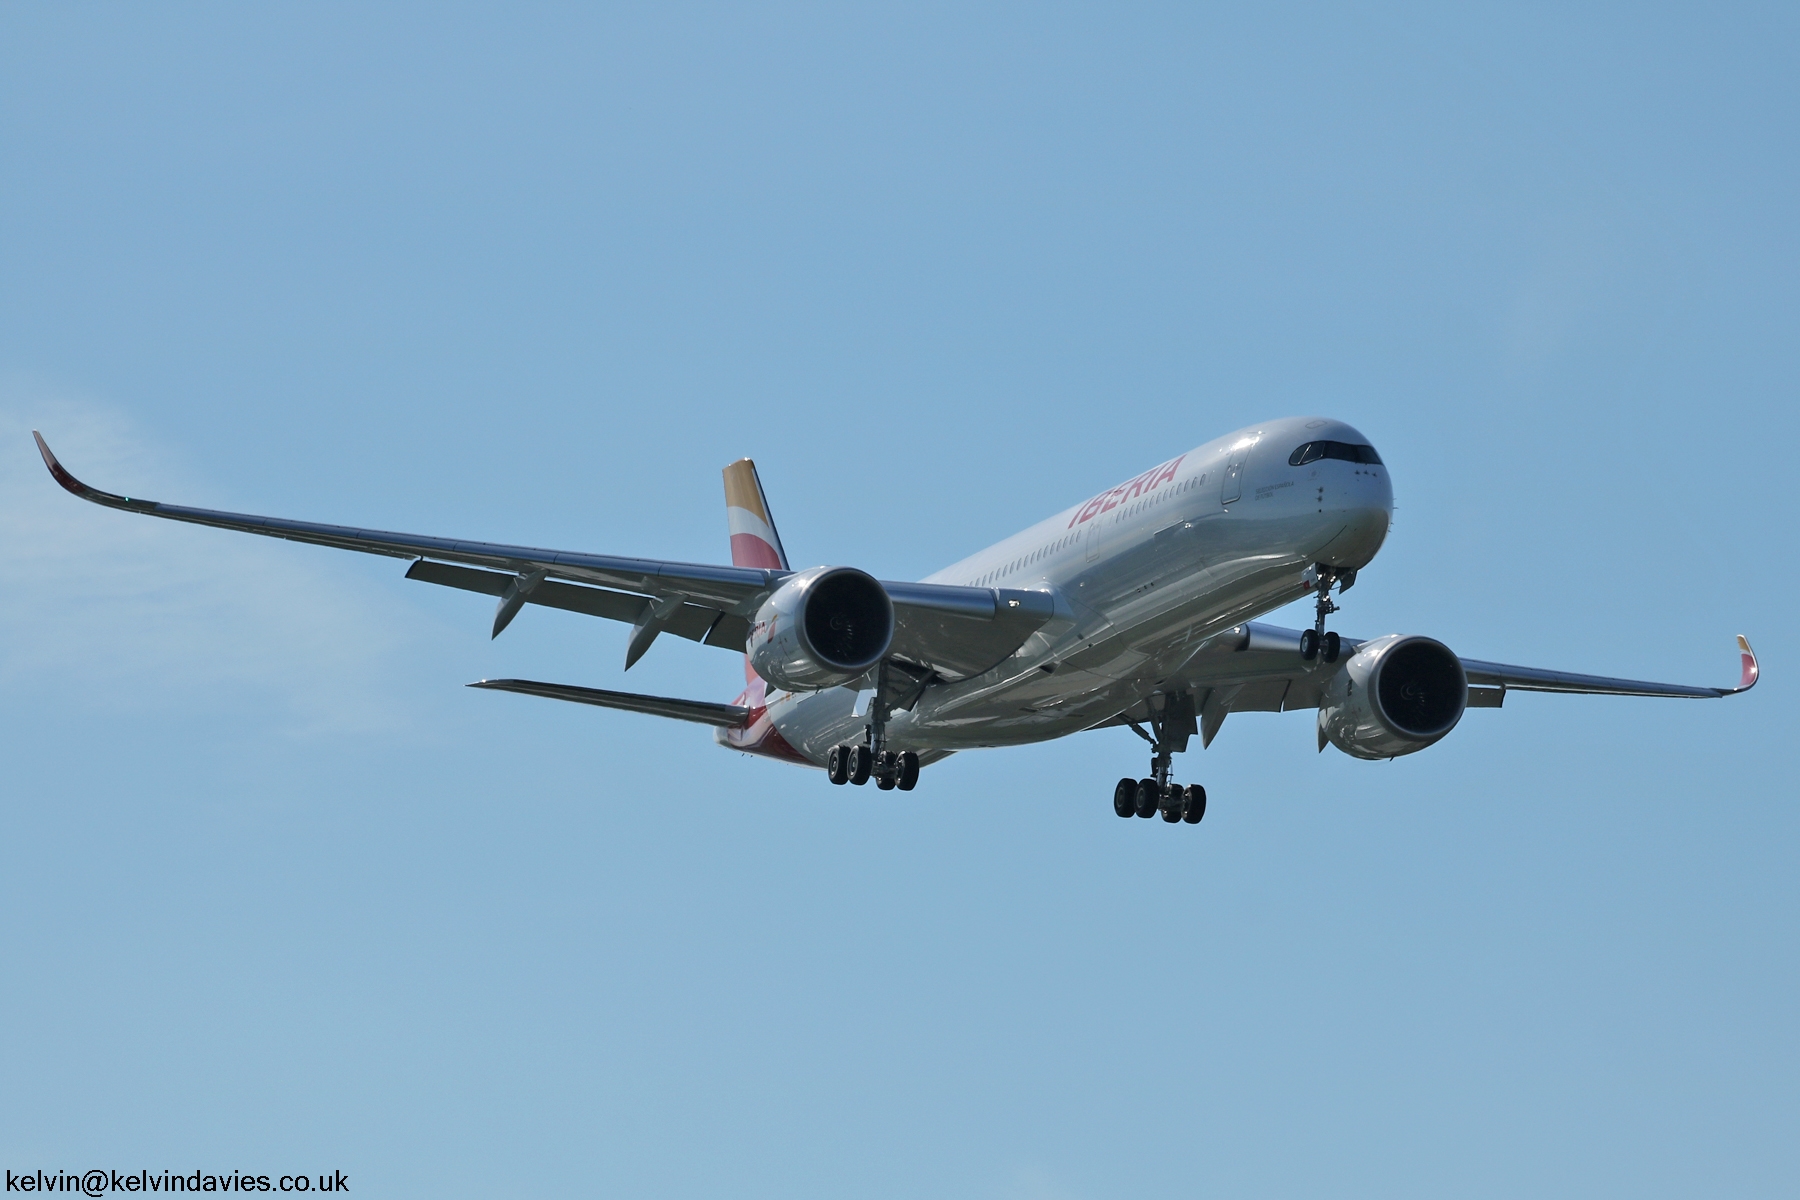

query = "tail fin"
[
  {"left": 721, "top": 458, "right": 795, "bottom": 740},
  {"left": 722, "top": 458, "right": 789, "bottom": 570}
]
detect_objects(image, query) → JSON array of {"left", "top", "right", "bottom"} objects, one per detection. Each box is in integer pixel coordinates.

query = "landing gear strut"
[
  {"left": 1299, "top": 564, "right": 1354, "bottom": 663},
  {"left": 1114, "top": 691, "right": 1206, "bottom": 826},
  {"left": 827, "top": 662, "right": 921, "bottom": 791}
]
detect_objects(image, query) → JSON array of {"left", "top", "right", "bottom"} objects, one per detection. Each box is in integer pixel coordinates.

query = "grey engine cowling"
[
  {"left": 746, "top": 566, "right": 894, "bottom": 690},
  {"left": 1318, "top": 634, "right": 1467, "bottom": 759}
]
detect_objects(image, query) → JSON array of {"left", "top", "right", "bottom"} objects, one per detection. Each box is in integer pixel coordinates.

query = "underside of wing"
[
  {"left": 1460, "top": 633, "right": 1759, "bottom": 697},
  {"left": 404, "top": 560, "right": 753, "bottom": 649},
  {"left": 884, "top": 583, "right": 1058, "bottom": 680},
  {"left": 35, "top": 432, "right": 1055, "bottom": 678},
  {"left": 35, "top": 430, "right": 777, "bottom": 605},
  {"left": 1095, "top": 623, "right": 1759, "bottom": 749}
]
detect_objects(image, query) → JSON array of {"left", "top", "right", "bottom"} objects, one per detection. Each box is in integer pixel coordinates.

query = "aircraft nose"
[
  {"left": 1324, "top": 504, "right": 1390, "bottom": 568},
  {"left": 1317, "top": 473, "right": 1393, "bottom": 569}
]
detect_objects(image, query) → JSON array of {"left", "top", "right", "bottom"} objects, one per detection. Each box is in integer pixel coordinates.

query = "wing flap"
[{"left": 404, "top": 559, "right": 745, "bottom": 644}]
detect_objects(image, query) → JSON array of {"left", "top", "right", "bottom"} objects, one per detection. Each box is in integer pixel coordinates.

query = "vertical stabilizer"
[
  {"left": 722, "top": 458, "right": 789, "bottom": 570},
  {"left": 718, "top": 458, "right": 805, "bottom": 761}
]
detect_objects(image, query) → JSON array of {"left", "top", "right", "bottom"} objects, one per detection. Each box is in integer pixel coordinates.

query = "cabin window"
[{"left": 1289, "top": 440, "right": 1382, "bottom": 467}]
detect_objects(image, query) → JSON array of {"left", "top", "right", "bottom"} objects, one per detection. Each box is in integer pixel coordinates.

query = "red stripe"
[{"left": 730, "top": 533, "right": 784, "bottom": 569}]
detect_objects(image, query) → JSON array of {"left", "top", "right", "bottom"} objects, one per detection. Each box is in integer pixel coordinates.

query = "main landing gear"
[
  {"left": 1113, "top": 777, "right": 1206, "bottom": 824},
  {"left": 827, "top": 744, "right": 919, "bottom": 791},
  {"left": 1114, "top": 690, "right": 1205, "bottom": 826},
  {"left": 826, "top": 661, "right": 920, "bottom": 790},
  {"left": 1298, "top": 564, "right": 1356, "bottom": 663}
]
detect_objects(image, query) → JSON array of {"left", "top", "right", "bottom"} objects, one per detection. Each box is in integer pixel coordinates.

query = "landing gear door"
[{"left": 1221, "top": 447, "right": 1246, "bottom": 504}]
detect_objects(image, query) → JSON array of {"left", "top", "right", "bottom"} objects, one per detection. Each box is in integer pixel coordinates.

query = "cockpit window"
[{"left": 1289, "top": 440, "right": 1382, "bottom": 467}]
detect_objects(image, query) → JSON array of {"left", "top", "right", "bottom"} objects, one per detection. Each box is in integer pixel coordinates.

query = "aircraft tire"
[
  {"left": 1159, "top": 788, "right": 1183, "bottom": 822},
  {"left": 1181, "top": 785, "right": 1206, "bottom": 824},
  {"left": 1135, "top": 779, "right": 1159, "bottom": 818},
  {"left": 1323, "top": 631, "right": 1341, "bottom": 663},
  {"left": 896, "top": 751, "right": 920, "bottom": 791},
  {"left": 1113, "top": 778, "right": 1136, "bottom": 817},
  {"left": 1300, "top": 629, "right": 1320, "bottom": 660},
  {"left": 827, "top": 745, "right": 850, "bottom": 785},
  {"left": 849, "top": 745, "right": 873, "bottom": 785}
]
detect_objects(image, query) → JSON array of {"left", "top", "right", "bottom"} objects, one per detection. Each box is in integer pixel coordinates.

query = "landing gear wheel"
[
  {"left": 1134, "top": 779, "right": 1159, "bottom": 818},
  {"left": 1113, "top": 778, "right": 1137, "bottom": 817},
  {"left": 827, "top": 745, "right": 850, "bottom": 785},
  {"left": 1323, "top": 631, "right": 1341, "bottom": 663},
  {"left": 848, "top": 744, "right": 872, "bottom": 786},
  {"left": 896, "top": 751, "right": 920, "bottom": 791},
  {"left": 1181, "top": 784, "right": 1206, "bottom": 824},
  {"left": 1300, "top": 628, "right": 1320, "bottom": 661},
  {"left": 1159, "top": 787, "right": 1183, "bottom": 822},
  {"left": 874, "top": 750, "right": 897, "bottom": 790}
]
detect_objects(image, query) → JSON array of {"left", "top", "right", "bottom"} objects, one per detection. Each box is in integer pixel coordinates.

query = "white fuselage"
[{"left": 726, "top": 417, "right": 1393, "bottom": 766}]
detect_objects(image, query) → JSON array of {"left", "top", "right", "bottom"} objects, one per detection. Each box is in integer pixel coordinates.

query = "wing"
[
  {"left": 34, "top": 433, "right": 1052, "bottom": 678},
  {"left": 1096, "top": 621, "right": 1759, "bottom": 749},
  {"left": 1459, "top": 634, "right": 1759, "bottom": 697},
  {"left": 35, "top": 429, "right": 776, "bottom": 606}
]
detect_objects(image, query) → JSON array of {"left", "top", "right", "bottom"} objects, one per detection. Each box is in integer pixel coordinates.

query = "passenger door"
[{"left": 1221, "top": 445, "right": 1247, "bottom": 504}]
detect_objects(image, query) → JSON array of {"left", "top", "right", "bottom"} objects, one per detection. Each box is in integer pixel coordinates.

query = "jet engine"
[
  {"left": 1318, "top": 634, "right": 1467, "bottom": 759},
  {"left": 747, "top": 566, "right": 894, "bottom": 691}
]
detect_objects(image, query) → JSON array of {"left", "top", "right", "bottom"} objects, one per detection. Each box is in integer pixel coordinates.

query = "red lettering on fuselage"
[{"left": 1067, "top": 455, "right": 1187, "bottom": 529}]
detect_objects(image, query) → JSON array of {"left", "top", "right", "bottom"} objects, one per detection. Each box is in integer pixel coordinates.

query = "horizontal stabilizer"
[{"left": 468, "top": 678, "right": 749, "bottom": 726}]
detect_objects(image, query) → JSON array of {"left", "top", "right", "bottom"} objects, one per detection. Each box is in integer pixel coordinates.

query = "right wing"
[
  {"left": 34, "top": 433, "right": 1053, "bottom": 678},
  {"left": 35, "top": 429, "right": 777, "bottom": 609}
]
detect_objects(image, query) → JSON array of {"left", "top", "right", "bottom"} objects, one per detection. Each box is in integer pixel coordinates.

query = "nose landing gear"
[
  {"left": 1299, "top": 628, "right": 1340, "bottom": 663},
  {"left": 1299, "top": 564, "right": 1355, "bottom": 663}
]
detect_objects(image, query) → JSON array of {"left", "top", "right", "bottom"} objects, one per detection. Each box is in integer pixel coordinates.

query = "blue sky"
[{"left": 2, "top": 5, "right": 1795, "bottom": 1197}]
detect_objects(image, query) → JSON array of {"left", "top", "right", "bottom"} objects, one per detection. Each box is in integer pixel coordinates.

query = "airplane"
[{"left": 32, "top": 417, "right": 1757, "bottom": 825}]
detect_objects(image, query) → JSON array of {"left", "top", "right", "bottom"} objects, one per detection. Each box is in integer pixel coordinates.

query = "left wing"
[
  {"left": 1099, "top": 622, "right": 1758, "bottom": 748},
  {"left": 33, "top": 433, "right": 1052, "bottom": 678},
  {"left": 1459, "top": 635, "right": 1759, "bottom": 697}
]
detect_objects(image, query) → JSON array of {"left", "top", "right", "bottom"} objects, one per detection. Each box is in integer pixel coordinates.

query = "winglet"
[
  {"left": 32, "top": 431, "right": 151, "bottom": 510},
  {"left": 1730, "top": 634, "right": 1759, "bottom": 694}
]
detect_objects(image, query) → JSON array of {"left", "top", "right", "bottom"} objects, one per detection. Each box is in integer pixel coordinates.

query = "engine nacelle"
[
  {"left": 1318, "top": 634, "right": 1467, "bottom": 759},
  {"left": 746, "top": 566, "right": 894, "bottom": 691}
]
